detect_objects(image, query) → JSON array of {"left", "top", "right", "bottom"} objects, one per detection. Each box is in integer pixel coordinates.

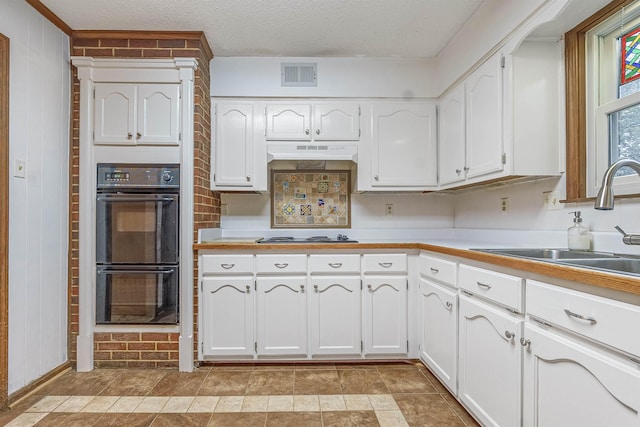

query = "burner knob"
[{"left": 161, "top": 171, "right": 173, "bottom": 183}]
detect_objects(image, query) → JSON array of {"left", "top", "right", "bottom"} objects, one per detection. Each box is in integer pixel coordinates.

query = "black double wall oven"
[{"left": 96, "top": 164, "right": 180, "bottom": 324}]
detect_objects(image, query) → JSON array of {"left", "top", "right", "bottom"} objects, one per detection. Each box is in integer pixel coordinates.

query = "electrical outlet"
[
  {"left": 385, "top": 203, "right": 393, "bottom": 216},
  {"left": 543, "top": 191, "right": 564, "bottom": 211},
  {"left": 500, "top": 197, "right": 509, "bottom": 213}
]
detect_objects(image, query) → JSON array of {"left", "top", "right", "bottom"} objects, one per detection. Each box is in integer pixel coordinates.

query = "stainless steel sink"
[
  {"left": 557, "top": 258, "right": 640, "bottom": 276},
  {"left": 476, "top": 248, "right": 619, "bottom": 260}
]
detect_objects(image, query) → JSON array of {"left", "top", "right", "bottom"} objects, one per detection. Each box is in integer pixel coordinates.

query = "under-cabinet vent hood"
[{"left": 267, "top": 143, "right": 357, "bottom": 162}]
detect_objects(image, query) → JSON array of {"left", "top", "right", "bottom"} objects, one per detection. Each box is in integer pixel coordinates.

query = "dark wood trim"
[
  {"left": 72, "top": 30, "right": 208, "bottom": 41},
  {"left": 0, "top": 33, "right": 9, "bottom": 411},
  {"left": 23, "top": 0, "right": 72, "bottom": 36},
  {"left": 8, "top": 362, "right": 71, "bottom": 405},
  {"left": 564, "top": 0, "right": 637, "bottom": 200}
]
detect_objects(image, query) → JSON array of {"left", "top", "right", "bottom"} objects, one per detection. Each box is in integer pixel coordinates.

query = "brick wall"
[{"left": 70, "top": 31, "right": 218, "bottom": 368}]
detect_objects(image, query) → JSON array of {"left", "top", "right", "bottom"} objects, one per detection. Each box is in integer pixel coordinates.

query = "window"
[{"left": 565, "top": 0, "right": 640, "bottom": 200}]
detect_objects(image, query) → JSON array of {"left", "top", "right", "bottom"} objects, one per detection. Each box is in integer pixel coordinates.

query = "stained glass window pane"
[
  {"left": 609, "top": 103, "right": 640, "bottom": 175},
  {"left": 621, "top": 26, "right": 640, "bottom": 85}
]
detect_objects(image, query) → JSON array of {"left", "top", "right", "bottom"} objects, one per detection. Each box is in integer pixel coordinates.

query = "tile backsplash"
[{"left": 271, "top": 170, "right": 350, "bottom": 228}]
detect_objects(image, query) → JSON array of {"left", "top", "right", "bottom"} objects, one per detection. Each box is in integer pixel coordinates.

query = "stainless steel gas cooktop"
[{"left": 257, "top": 235, "right": 358, "bottom": 243}]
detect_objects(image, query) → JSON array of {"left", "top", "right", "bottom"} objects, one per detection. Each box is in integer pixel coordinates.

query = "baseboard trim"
[{"left": 8, "top": 361, "right": 71, "bottom": 406}]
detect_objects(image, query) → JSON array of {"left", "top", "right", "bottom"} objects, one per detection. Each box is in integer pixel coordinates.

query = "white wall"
[
  {"left": 1, "top": 0, "right": 70, "bottom": 394},
  {"left": 453, "top": 176, "right": 640, "bottom": 256}
]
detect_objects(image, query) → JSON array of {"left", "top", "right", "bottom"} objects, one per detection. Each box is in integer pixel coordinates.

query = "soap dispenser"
[{"left": 568, "top": 211, "right": 591, "bottom": 250}]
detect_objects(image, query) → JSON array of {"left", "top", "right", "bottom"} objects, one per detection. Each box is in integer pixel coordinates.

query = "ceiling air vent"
[{"left": 281, "top": 62, "right": 317, "bottom": 87}]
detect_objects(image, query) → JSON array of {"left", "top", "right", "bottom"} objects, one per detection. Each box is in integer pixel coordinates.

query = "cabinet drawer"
[
  {"left": 419, "top": 253, "right": 457, "bottom": 287},
  {"left": 459, "top": 264, "right": 523, "bottom": 312},
  {"left": 309, "top": 254, "right": 360, "bottom": 274},
  {"left": 256, "top": 254, "right": 307, "bottom": 274},
  {"left": 527, "top": 280, "right": 640, "bottom": 357},
  {"left": 201, "top": 254, "right": 254, "bottom": 274},
  {"left": 362, "top": 254, "right": 407, "bottom": 273}
]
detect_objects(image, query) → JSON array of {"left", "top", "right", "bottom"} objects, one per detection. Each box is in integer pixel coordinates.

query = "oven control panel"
[{"left": 97, "top": 164, "right": 180, "bottom": 189}]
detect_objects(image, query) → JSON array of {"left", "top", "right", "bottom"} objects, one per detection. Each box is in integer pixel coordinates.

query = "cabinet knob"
[
  {"left": 455, "top": 169, "right": 461, "bottom": 175},
  {"left": 316, "top": 129, "right": 320, "bottom": 135},
  {"left": 463, "top": 166, "right": 470, "bottom": 172},
  {"left": 314, "top": 284, "right": 318, "bottom": 293},
  {"left": 445, "top": 301, "right": 452, "bottom": 310},
  {"left": 136, "top": 132, "right": 141, "bottom": 139},
  {"left": 367, "top": 284, "right": 372, "bottom": 292},
  {"left": 246, "top": 285, "right": 251, "bottom": 293},
  {"left": 246, "top": 176, "right": 251, "bottom": 182},
  {"left": 127, "top": 133, "right": 133, "bottom": 140},
  {"left": 374, "top": 175, "right": 379, "bottom": 181},
  {"left": 300, "top": 284, "right": 305, "bottom": 293},
  {"left": 504, "top": 330, "right": 515, "bottom": 340},
  {"left": 305, "top": 129, "right": 310, "bottom": 135},
  {"left": 520, "top": 337, "right": 531, "bottom": 347}
]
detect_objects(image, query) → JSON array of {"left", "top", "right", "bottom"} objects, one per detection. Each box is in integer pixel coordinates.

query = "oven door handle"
[
  {"left": 97, "top": 268, "right": 175, "bottom": 275},
  {"left": 96, "top": 196, "right": 176, "bottom": 202}
]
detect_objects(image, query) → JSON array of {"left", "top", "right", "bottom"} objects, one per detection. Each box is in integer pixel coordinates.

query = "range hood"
[{"left": 267, "top": 143, "right": 358, "bottom": 162}]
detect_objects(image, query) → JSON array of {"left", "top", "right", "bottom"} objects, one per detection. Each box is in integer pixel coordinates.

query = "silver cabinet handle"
[
  {"left": 246, "top": 285, "right": 251, "bottom": 293},
  {"left": 378, "top": 262, "right": 392, "bottom": 268},
  {"left": 136, "top": 132, "right": 141, "bottom": 139},
  {"left": 476, "top": 281, "right": 492, "bottom": 289},
  {"left": 300, "top": 284, "right": 305, "bottom": 293},
  {"left": 445, "top": 301, "right": 452, "bottom": 310},
  {"left": 463, "top": 166, "right": 470, "bottom": 172},
  {"left": 305, "top": 129, "right": 310, "bottom": 135},
  {"left": 328, "top": 263, "right": 342, "bottom": 268},
  {"left": 520, "top": 337, "right": 531, "bottom": 347},
  {"left": 246, "top": 176, "right": 251, "bottom": 182},
  {"left": 316, "top": 129, "right": 320, "bottom": 135},
  {"left": 127, "top": 132, "right": 133, "bottom": 139},
  {"left": 274, "top": 263, "right": 289, "bottom": 269},
  {"left": 314, "top": 284, "right": 318, "bottom": 293},
  {"left": 220, "top": 263, "right": 235, "bottom": 269},
  {"left": 367, "top": 284, "right": 372, "bottom": 292},
  {"left": 504, "top": 331, "right": 515, "bottom": 339},
  {"left": 430, "top": 267, "right": 439, "bottom": 274},
  {"left": 564, "top": 309, "right": 597, "bottom": 325},
  {"left": 455, "top": 169, "right": 461, "bottom": 175}
]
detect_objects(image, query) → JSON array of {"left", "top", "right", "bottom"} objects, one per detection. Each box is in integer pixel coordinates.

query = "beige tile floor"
[{"left": 0, "top": 361, "right": 479, "bottom": 426}]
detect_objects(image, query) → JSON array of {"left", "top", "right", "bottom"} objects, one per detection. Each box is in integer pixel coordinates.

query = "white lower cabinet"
[
  {"left": 256, "top": 276, "right": 307, "bottom": 356},
  {"left": 201, "top": 277, "right": 254, "bottom": 357},
  {"left": 458, "top": 294, "right": 522, "bottom": 427},
  {"left": 523, "top": 323, "right": 640, "bottom": 427},
  {"left": 418, "top": 277, "right": 457, "bottom": 393},
  {"left": 309, "top": 276, "right": 361, "bottom": 356},
  {"left": 362, "top": 276, "right": 407, "bottom": 355}
]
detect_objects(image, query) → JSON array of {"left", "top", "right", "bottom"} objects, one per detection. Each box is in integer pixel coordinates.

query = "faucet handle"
[{"left": 615, "top": 225, "right": 628, "bottom": 236}]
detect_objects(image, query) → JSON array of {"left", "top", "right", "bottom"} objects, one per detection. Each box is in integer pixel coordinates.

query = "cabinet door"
[
  {"left": 523, "top": 324, "right": 640, "bottom": 427},
  {"left": 458, "top": 295, "right": 521, "bottom": 427},
  {"left": 313, "top": 103, "right": 360, "bottom": 140},
  {"left": 438, "top": 84, "right": 466, "bottom": 186},
  {"left": 309, "top": 276, "right": 361, "bottom": 356},
  {"left": 136, "top": 84, "right": 180, "bottom": 145},
  {"left": 371, "top": 102, "right": 437, "bottom": 187},
  {"left": 94, "top": 83, "right": 136, "bottom": 145},
  {"left": 466, "top": 53, "right": 504, "bottom": 179},
  {"left": 213, "top": 103, "right": 254, "bottom": 187},
  {"left": 201, "top": 277, "right": 254, "bottom": 357},
  {"left": 419, "top": 278, "right": 457, "bottom": 393},
  {"left": 265, "top": 104, "right": 312, "bottom": 140},
  {"left": 363, "top": 276, "right": 407, "bottom": 355},
  {"left": 256, "top": 276, "right": 307, "bottom": 356}
]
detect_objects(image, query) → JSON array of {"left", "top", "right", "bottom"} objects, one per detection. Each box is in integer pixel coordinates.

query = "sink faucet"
[
  {"left": 595, "top": 159, "right": 640, "bottom": 245},
  {"left": 594, "top": 159, "right": 640, "bottom": 209}
]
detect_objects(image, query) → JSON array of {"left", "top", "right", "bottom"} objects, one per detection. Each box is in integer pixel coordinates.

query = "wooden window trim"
[{"left": 564, "top": 0, "right": 638, "bottom": 201}]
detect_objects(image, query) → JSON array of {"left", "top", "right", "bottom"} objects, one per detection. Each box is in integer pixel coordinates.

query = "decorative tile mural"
[{"left": 271, "top": 170, "right": 351, "bottom": 228}]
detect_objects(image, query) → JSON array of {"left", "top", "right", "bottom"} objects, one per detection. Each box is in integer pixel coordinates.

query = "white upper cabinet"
[
  {"left": 94, "top": 83, "right": 180, "bottom": 146},
  {"left": 366, "top": 101, "right": 437, "bottom": 189},
  {"left": 213, "top": 103, "right": 254, "bottom": 187},
  {"left": 211, "top": 101, "right": 267, "bottom": 192},
  {"left": 465, "top": 52, "right": 504, "bottom": 180},
  {"left": 438, "top": 85, "right": 466, "bottom": 186},
  {"left": 266, "top": 102, "right": 360, "bottom": 141}
]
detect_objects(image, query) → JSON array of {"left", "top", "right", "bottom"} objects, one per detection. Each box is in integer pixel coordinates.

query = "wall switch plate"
[
  {"left": 14, "top": 159, "right": 25, "bottom": 178},
  {"left": 385, "top": 203, "right": 393, "bottom": 216},
  {"left": 543, "top": 191, "right": 564, "bottom": 211}
]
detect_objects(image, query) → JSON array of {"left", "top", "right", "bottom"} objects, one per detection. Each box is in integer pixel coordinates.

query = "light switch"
[{"left": 14, "top": 159, "right": 25, "bottom": 178}]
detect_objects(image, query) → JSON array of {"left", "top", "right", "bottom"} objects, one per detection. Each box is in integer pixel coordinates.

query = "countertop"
[{"left": 194, "top": 239, "right": 640, "bottom": 297}]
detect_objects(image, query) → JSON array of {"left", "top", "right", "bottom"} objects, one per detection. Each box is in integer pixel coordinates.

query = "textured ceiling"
[{"left": 39, "top": 0, "right": 484, "bottom": 58}]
